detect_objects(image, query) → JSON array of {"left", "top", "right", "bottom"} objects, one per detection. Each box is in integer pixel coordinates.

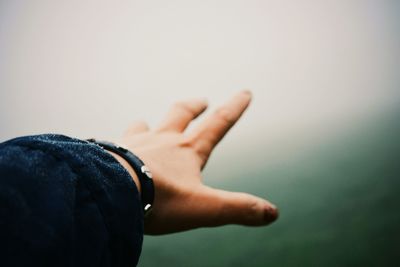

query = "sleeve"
[{"left": 0, "top": 134, "right": 144, "bottom": 267}]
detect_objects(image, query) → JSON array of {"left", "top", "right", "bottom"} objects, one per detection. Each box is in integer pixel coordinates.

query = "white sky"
[{"left": 0, "top": 0, "right": 399, "bottom": 160}]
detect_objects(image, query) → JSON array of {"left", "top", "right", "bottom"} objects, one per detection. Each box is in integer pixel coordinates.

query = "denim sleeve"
[{"left": 0, "top": 134, "right": 143, "bottom": 267}]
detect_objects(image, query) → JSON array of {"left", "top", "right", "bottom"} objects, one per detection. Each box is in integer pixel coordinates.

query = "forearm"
[{"left": 0, "top": 134, "right": 143, "bottom": 266}]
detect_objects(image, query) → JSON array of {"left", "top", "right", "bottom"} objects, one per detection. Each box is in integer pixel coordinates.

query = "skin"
[{"left": 108, "top": 90, "right": 278, "bottom": 235}]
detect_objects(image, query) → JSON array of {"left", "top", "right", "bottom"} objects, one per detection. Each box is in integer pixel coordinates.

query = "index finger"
[{"left": 187, "top": 90, "right": 252, "bottom": 167}]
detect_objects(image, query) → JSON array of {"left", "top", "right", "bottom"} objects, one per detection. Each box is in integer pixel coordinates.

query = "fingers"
[
  {"left": 156, "top": 98, "right": 208, "bottom": 132},
  {"left": 123, "top": 121, "right": 149, "bottom": 136},
  {"left": 203, "top": 187, "right": 278, "bottom": 227},
  {"left": 187, "top": 90, "right": 252, "bottom": 165}
]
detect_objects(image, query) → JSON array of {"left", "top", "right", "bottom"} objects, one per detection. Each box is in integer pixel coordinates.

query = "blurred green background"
[{"left": 140, "top": 108, "right": 400, "bottom": 267}]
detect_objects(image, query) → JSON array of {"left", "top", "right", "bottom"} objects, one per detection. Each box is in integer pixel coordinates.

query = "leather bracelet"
[{"left": 87, "top": 138, "right": 154, "bottom": 216}]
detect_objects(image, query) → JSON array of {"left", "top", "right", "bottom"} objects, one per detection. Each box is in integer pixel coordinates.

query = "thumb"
[{"left": 204, "top": 187, "right": 279, "bottom": 226}]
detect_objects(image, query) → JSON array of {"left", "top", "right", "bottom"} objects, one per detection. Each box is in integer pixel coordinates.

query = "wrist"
[{"left": 87, "top": 138, "right": 154, "bottom": 215}]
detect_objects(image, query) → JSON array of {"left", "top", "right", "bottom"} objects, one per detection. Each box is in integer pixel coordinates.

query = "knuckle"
[
  {"left": 174, "top": 101, "right": 195, "bottom": 117},
  {"left": 247, "top": 199, "right": 262, "bottom": 216},
  {"left": 190, "top": 139, "right": 211, "bottom": 161},
  {"left": 179, "top": 138, "right": 208, "bottom": 169},
  {"left": 179, "top": 137, "right": 194, "bottom": 148},
  {"left": 239, "top": 195, "right": 263, "bottom": 224},
  {"left": 214, "top": 107, "right": 235, "bottom": 124}
]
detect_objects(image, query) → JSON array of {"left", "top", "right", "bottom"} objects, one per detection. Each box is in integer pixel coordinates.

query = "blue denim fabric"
[{"left": 0, "top": 134, "right": 143, "bottom": 267}]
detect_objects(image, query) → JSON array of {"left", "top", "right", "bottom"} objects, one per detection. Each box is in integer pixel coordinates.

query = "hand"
[{"left": 117, "top": 90, "right": 278, "bottom": 235}]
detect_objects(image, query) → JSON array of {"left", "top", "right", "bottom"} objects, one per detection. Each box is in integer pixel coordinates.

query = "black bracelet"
[{"left": 87, "top": 139, "right": 154, "bottom": 216}]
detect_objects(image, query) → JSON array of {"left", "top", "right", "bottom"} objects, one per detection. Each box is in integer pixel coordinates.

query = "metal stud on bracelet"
[{"left": 86, "top": 138, "right": 154, "bottom": 216}]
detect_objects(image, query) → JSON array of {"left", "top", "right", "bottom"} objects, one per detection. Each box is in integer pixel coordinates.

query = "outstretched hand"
[{"left": 117, "top": 90, "right": 278, "bottom": 235}]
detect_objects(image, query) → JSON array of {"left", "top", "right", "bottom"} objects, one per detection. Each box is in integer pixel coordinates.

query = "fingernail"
[{"left": 264, "top": 205, "right": 279, "bottom": 223}]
